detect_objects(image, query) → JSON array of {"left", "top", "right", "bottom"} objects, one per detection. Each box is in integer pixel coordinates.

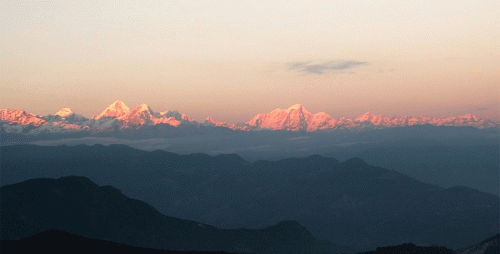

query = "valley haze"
[
  {"left": 2, "top": 145, "right": 498, "bottom": 252},
  {"left": 2, "top": 101, "right": 499, "bottom": 195}
]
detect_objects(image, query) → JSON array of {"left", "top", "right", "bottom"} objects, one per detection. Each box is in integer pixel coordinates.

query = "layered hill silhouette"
[
  {"left": 1, "top": 230, "right": 241, "bottom": 254},
  {"left": 3, "top": 230, "right": 497, "bottom": 254},
  {"left": 2, "top": 102, "right": 498, "bottom": 197},
  {"left": 358, "top": 243, "right": 455, "bottom": 254},
  {"left": 455, "top": 233, "right": 499, "bottom": 254},
  {"left": 1, "top": 144, "right": 498, "bottom": 251},
  {"left": 1, "top": 176, "right": 350, "bottom": 254}
]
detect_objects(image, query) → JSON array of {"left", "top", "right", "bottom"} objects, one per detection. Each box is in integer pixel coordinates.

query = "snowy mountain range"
[{"left": 1, "top": 100, "right": 498, "bottom": 135}]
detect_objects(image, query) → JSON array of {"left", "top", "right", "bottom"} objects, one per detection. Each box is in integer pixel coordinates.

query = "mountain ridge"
[
  {"left": 1, "top": 175, "right": 351, "bottom": 254},
  {"left": 1, "top": 230, "right": 246, "bottom": 254},
  {"left": 1, "top": 102, "right": 498, "bottom": 135},
  {"left": 2, "top": 144, "right": 498, "bottom": 251},
  {"left": 455, "top": 233, "right": 499, "bottom": 254}
]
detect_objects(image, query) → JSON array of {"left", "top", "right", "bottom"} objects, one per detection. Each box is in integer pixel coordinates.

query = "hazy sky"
[{"left": 1, "top": 0, "right": 498, "bottom": 123}]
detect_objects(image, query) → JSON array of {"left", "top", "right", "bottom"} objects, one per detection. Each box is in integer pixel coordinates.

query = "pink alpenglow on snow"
[
  {"left": 205, "top": 117, "right": 250, "bottom": 131},
  {"left": 1, "top": 102, "right": 498, "bottom": 134},
  {"left": 0, "top": 109, "right": 47, "bottom": 126},
  {"left": 54, "top": 108, "right": 74, "bottom": 118},
  {"left": 93, "top": 100, "right": 131, "bottom": 120},
  {"left": 181, "top": 114, "right": 195, "bottom": 122},
  {"left": 244, "top": 104, "right": 497, "bottom": 131},
  {"left": 246, "top": 104, "right": 337, "bottom": 132},
  {"left": 91, "top": 101, "right": 190, "bottom": 128}
]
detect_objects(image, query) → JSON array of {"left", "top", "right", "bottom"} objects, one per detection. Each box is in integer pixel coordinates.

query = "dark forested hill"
[
  {"left": 8, "top": 125, "right": 498, "bottom": 195},
  {"left": 1, "top": 176, "right": 349, "bottom": 254},
  {"left": 455, "top": 233, "right": 499, "bottom": 254},
  {"left": 1, "top": 230, "right": 244, "bottom": 254},
  {"left": 1, "top": 144, "right": 498, "bottom": 251},
  {"left": 357, "top": 243, "right": 455, "bottom": 254}
]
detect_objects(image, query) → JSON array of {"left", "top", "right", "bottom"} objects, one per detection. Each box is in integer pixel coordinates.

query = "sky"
[{"left": 1, "top": 0, "right": 498, "bottom": 123}]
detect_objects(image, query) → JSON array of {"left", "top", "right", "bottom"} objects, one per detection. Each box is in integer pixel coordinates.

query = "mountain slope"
[
  {"left": 246, "top": 104, "right": 337, "bottom": 131},
  {"left": 1, "top": 230, "right": 241, "bottom": 254},
  {"left": 245, "top": 104, "right": 497, "bottom": 131},
  {"left": 93, "top": 100, "right": 131, "bottom": 119},
  {"left": 358, "top": 243, "right": 455, "bottom": 254},
  {"left": 1, "top": 176, "right": 347, "bottom": 254},
  {"left": 0, "top": 109, "right": 47, "bottom": 126},
  {"left": 456, "top": 234, "right": 499, "bottom": 254},
  {"left": 1, "top": 144, "right": 498, "bottom": 251},
  {"left": 54, "top": 108, "right": 74, "bottom": 117}
]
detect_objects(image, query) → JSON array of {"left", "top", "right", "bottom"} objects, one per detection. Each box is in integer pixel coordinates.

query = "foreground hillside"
[
  {"left": 1, "top": 144, "right": 498, "bottom": 251},
  {"left": 5, "top": 230, "right": 473, "bottom": 254},
  {"left": 3, "top": 228, "right": 498, "bottom": 254},
  {"left": 455, "top": 233, "right": 499, "bottom": 254},
  {"left": 5, "top": 176, "right": 490, "bottom": 254},
  {"left": 1, "top": 176, "right": 350, "bottom": 254},
  {"left": 1, "top": 230, "right": 241, "bottom": 254}
]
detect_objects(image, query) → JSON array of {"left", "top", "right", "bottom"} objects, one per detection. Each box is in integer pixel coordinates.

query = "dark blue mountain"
[
  {"left": 1, "top": 176, "right": 349, "bottom": 254},
  {"left": 1, "top": 144, "right": 498, "bottom": 251}
]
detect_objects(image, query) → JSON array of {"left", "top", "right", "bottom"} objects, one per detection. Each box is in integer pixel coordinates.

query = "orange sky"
[{"left": 1, "top": 1, "right": 498, "bottom": 123}]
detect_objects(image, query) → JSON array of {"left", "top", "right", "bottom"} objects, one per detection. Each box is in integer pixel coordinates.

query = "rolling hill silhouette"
[
  {"left": 1, "top": 176, "right": 350, "bottom": 254},
  {"left": 1, "top": 144, "right": 498, "bottom": 251}
]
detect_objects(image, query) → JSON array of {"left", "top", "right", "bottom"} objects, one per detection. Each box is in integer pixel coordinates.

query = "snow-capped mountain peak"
[
  {"left": 134, "top": 103, "right": 151, "bottom": 113},
  {"left": 205, "top": 117, "right": 249, "bottom": 130},
  {"left": 160, "top": 110, "right": 183, "bottom": 120},
  {"left": 355, "top": 112, "right": 373, "bottom": 122},
  {"left": 245, "top": 105, "right": 499, "bottom": 131},
  {"left": 124, "top": 104, "right": 156, "bottom": 126},
  {"left": 93, "top": 100, "right": 130, "bottom": 120},
  {"left": 87, "top": 101, "right": 197, "bottom": 129},
  {"left": 1, "top": 102, "right": 498, "bottom": 135},
  {"left": 460, "top": 113, "right": 478, "bottom": 121},
  {"left": 205, "top": 117, "right": 217, "bottom": 124},
  {"left": 181, "top": 114, "right": 195, "bottom": 122},
  {"left": 0, "top": 109, "right": 47, "bottom": 126},
  {"left": 55, "top": 108, "right": 74, "bottom": 118},
  {"left": 246, "top": 104, "right": 329, "bottom": 131},
  {"left": 287, "top": 104, "right": 305, "bottom": 111},
  {"left": 159, "top": 110, "right": 170, "bottom": 116},
  {"left": 354, "top": 112, "right": 389, "bottom": 124}
]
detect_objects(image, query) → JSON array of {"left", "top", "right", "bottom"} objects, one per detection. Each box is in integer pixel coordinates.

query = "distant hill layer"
[
  {"left": 1, "top": 176, "right": 349, "bottom": 254},
  {"left": 1, "top": 144, "right": 498, "bottom": 251},
  {"left": 456, "top": 233, "right": 499, "bottom": 254}
]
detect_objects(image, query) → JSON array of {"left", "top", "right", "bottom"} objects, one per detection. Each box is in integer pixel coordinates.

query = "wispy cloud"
[
  {"left": 477, "top": 108, "right": 488, "bottom": 111},
  {"left": 287, "top": 60, "right": 367, "bottom": 74}
]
